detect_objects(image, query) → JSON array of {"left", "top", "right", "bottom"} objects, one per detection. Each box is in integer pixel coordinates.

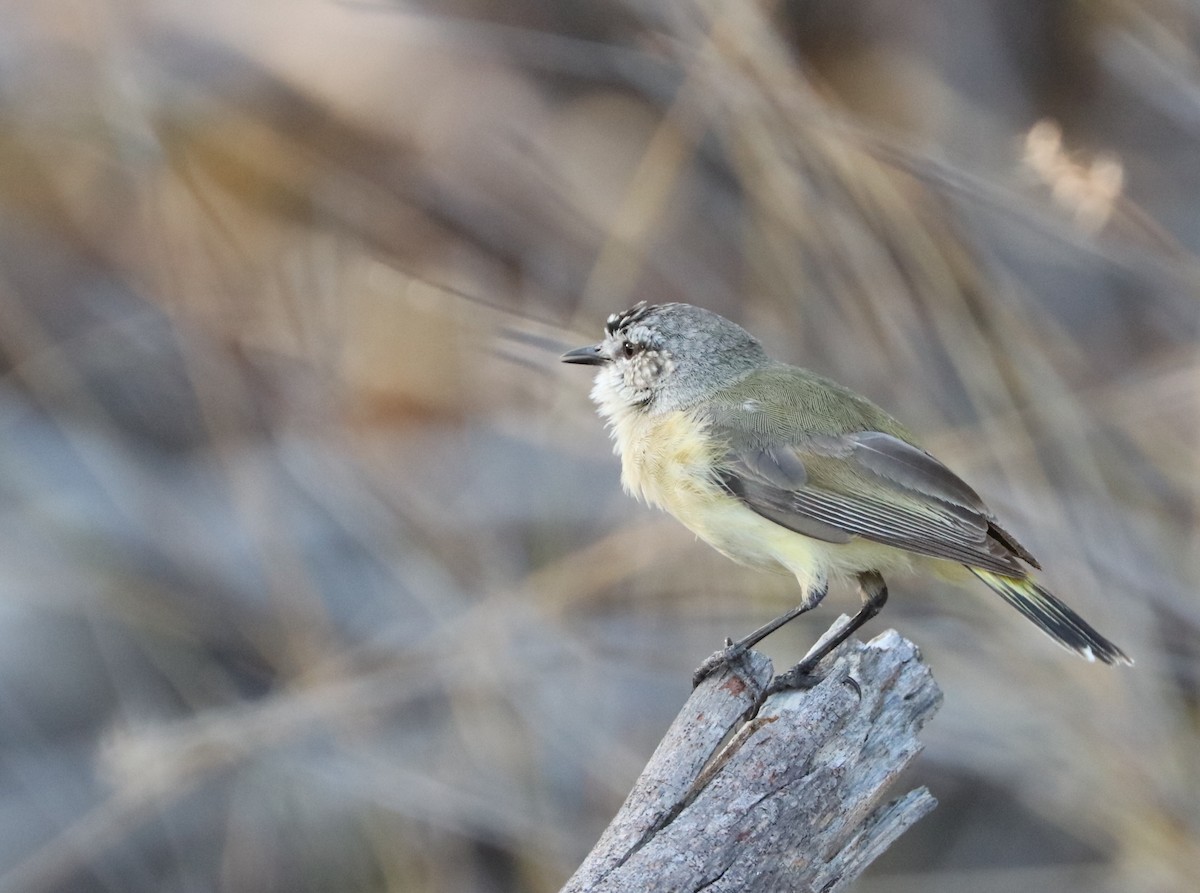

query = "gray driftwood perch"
[{"left": 562, "top": 620, "right": 943, "bottom": 892}]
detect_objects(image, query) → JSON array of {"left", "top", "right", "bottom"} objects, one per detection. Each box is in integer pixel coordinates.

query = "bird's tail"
[{"left": 969, "top": 570, "right": 1132, "bottom": 666}]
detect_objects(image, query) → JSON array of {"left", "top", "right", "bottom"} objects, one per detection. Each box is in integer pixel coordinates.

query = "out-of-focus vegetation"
[{"left": 0, "top": 1, "right": 1196, "bottom": 891}]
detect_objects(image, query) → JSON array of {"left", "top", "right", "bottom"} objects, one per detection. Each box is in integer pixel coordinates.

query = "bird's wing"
[{"left": 713, "top": 426, "right": 1036, "bottom": 576}]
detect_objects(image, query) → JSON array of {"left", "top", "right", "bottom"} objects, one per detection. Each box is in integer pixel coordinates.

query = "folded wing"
[{"left": 715, "top": 428, "right": 1038, "bottom": 576}]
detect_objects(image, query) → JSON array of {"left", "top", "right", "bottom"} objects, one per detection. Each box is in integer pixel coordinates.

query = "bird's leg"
[
  {"left": 691, "top": 581, "right": 829, "bottom": 688},
  {"left": 766, "top": 571, "right": 889, "bottom": 694}
]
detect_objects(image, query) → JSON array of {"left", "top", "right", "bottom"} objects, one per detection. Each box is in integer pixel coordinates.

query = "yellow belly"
[{"left": 608, "top": 407, "right": 913, "bottom": 600}]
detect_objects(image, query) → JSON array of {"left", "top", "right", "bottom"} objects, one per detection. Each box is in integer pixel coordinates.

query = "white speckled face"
[{"left": 590, "top": 318, "right": 677, "bottom": 417}]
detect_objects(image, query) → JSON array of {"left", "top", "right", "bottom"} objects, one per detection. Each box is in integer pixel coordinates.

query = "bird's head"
[{"left": 561, "top": 302, "right": 769, "bottom": 417}]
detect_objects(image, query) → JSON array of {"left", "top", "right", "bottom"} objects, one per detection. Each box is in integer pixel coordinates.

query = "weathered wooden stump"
[{"left": 563, "top": 621, "right": 943, "bottom": 892}]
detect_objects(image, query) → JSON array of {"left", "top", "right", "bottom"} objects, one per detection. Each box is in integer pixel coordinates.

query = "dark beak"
[{"left": 560, "top": 344, "right": 608, "bottom": 366}]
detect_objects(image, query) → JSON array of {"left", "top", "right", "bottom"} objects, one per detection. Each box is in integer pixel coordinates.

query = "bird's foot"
[
  {"left": 691, "top": 637, "right": 749, "bottom": 688},
  {"left": 764, "top": 658, "right": 825, "bottom": 695}
]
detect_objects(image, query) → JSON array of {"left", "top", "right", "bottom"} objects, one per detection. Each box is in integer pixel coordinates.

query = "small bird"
[{"left": 562, "top": 302, "right": 1131, "bottom": 688}]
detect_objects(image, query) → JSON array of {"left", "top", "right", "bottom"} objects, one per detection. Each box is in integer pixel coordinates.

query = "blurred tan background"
[{"left": 0, "top": 0, "right": 1196, "bottom": 891}]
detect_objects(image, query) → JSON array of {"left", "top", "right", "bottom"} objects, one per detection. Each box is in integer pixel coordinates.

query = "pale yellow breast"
[
  {"left": 611, "top": 409, "right": 718, "bottom": 509},
  {"left": 606, "top": 406, "right": 916, "bottom": 599}
]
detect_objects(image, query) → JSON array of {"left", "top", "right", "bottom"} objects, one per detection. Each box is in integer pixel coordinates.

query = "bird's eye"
[{"left": 621, "top": 340, "right": 636, "bottom": 359}]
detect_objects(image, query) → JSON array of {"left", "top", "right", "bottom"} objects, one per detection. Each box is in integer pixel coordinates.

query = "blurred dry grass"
[{"left": 0, "top": 0, "right": 1197, "bottom": 891}]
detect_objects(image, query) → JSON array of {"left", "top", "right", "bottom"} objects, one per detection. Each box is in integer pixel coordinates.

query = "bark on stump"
[{"left": 563, "top": 621, "right": 943, "bottom": 892}]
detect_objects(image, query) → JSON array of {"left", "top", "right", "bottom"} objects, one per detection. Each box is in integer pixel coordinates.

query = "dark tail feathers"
[{"left": 970, "top": 570, "right": 1132, "bottom": 666}]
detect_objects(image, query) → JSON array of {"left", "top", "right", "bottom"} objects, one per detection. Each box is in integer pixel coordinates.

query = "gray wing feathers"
[
  {"left": 787, "top": 486, "right": 1024, "bottom": 573},
  {"left": 737, "top": 445, "right": 809, "bottom": 490},
  {"left": 716, "top": 430, "right": 1031, "bottom": 575},
  {"left": 846, "top": 432, "right": 988, "bottom": 510},
  {"left": 720, "top": 452, "right": 854, "bottom": 544}
]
